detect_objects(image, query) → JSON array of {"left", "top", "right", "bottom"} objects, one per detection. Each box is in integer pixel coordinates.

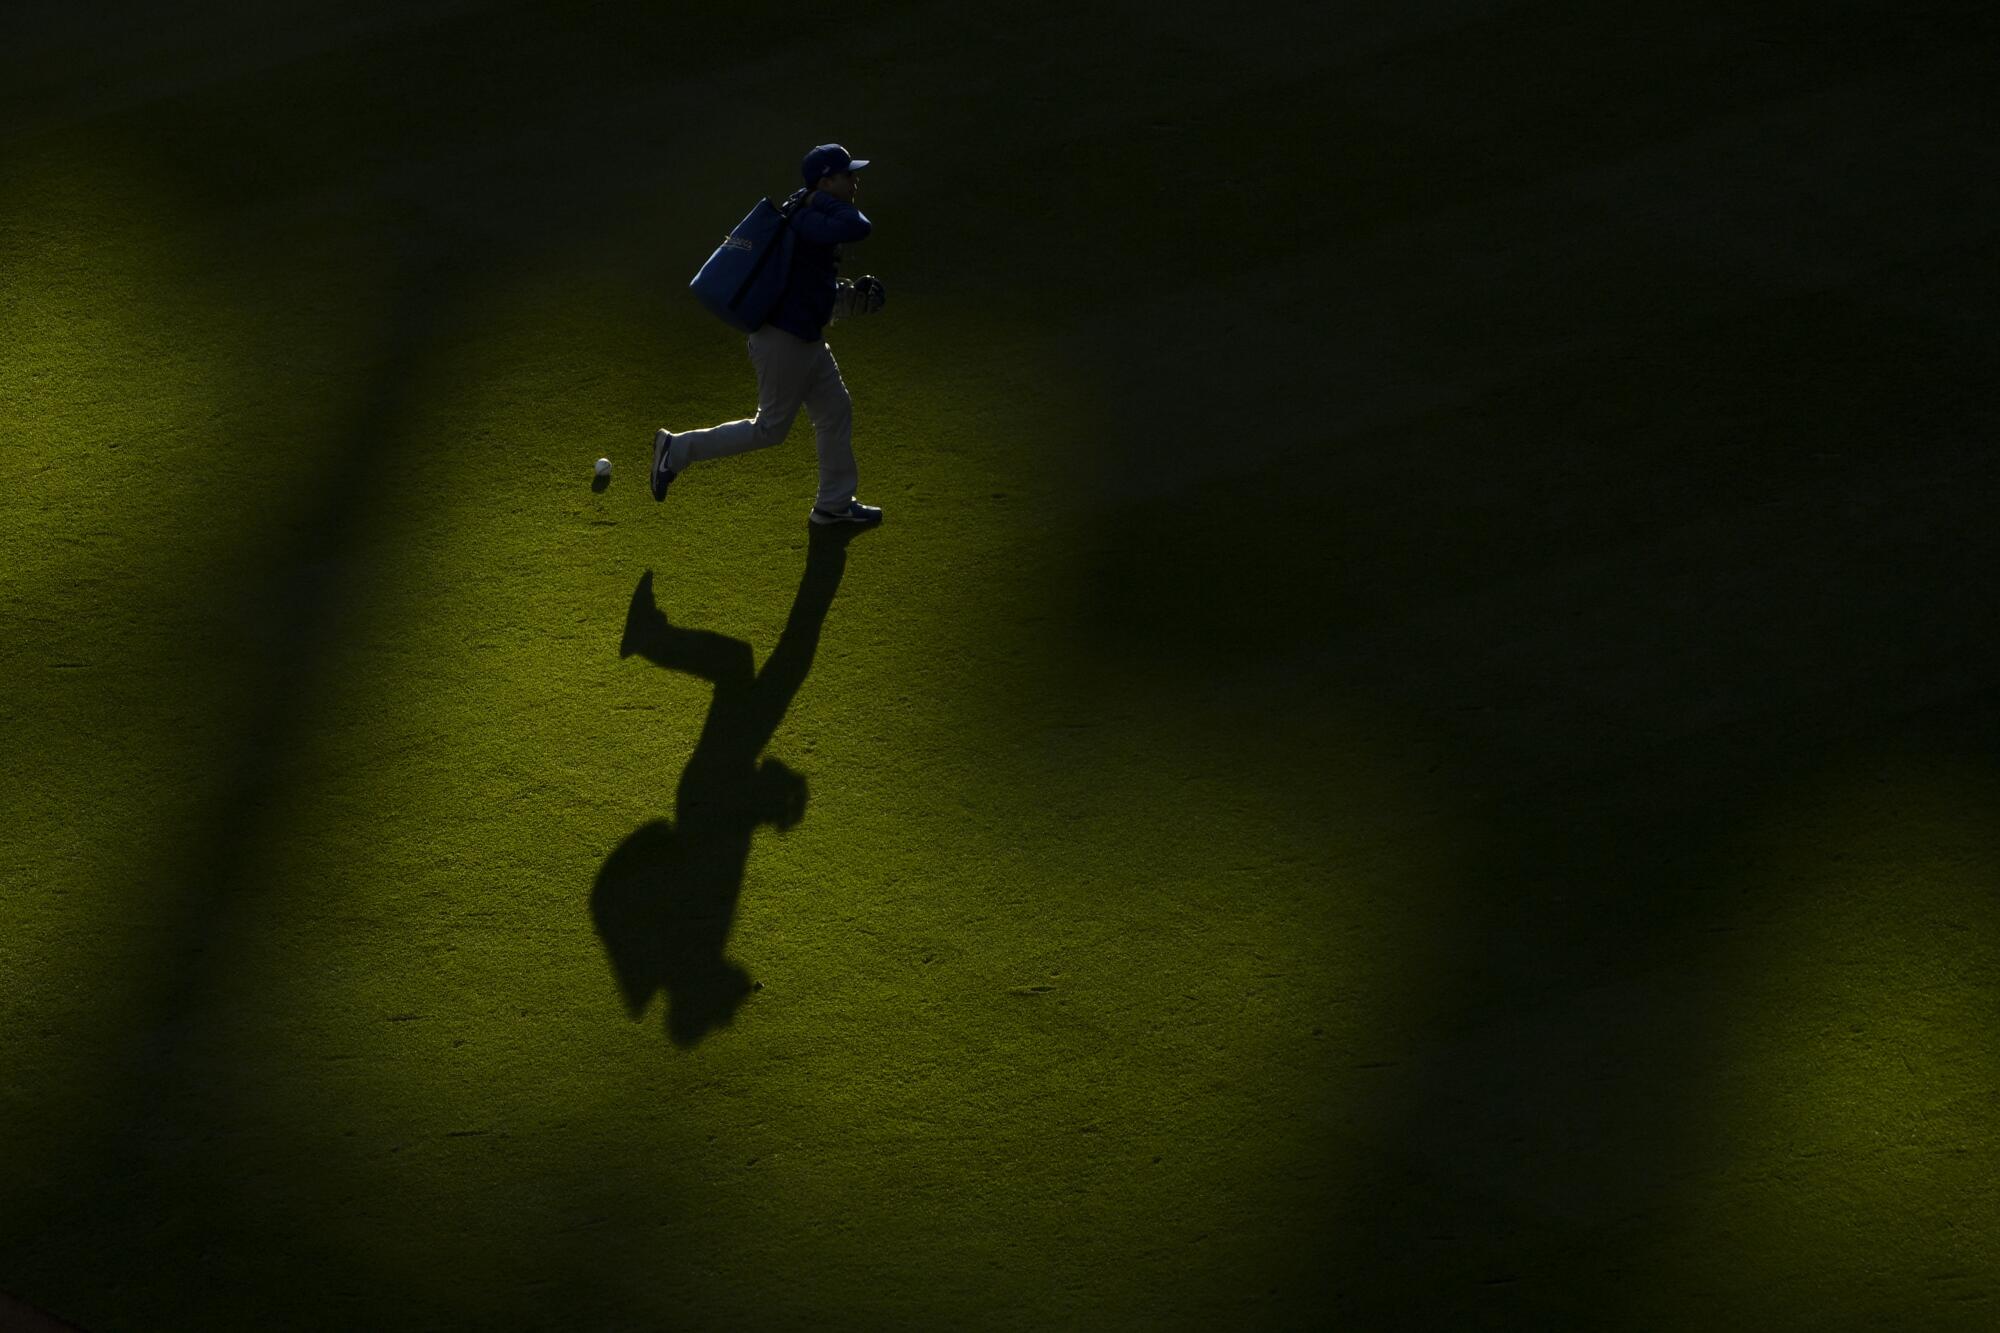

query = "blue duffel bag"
[{"left": 688, "top": 192, "right": 807, "bottom": 332}]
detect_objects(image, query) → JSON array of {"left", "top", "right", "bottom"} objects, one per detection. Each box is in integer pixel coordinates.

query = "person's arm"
[{"left": 793, "top": 199, "right": 872, "bottom": 247}]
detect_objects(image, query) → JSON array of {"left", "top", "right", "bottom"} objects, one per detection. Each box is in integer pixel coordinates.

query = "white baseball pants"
[{"left": 667, "top": 325, "right": 858, "bottom": 511}]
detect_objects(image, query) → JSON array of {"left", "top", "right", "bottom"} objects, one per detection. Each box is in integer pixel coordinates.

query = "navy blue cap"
[{"left": 802, "top": 143, "right": 872, "bottom": 187}]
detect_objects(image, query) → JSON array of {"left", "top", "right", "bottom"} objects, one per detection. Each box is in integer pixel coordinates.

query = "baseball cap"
[{"left": 801, "top": 143, "right": 872, "bottom": 186}]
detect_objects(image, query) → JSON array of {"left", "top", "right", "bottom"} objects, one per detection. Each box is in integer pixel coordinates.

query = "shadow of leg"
[{"left": 621, "top": 568, "right": 756, "bottom": 683}]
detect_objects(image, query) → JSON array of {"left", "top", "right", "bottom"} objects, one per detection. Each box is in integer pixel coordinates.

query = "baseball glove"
[{"left": 832, "top": 274, "right": 887, "bottom": 322}]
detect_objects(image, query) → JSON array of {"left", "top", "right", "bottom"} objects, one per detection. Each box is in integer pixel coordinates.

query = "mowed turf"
[{"left": 5, "top": 1, "right": 1999, "bottom": 1329}]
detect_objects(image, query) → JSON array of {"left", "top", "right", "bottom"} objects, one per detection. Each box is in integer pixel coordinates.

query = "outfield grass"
[{"left": 5, "top": 2, "right": 1999, "bottom": 1328}]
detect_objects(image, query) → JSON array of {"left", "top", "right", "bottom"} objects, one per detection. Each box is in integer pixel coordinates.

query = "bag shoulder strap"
[{"left": 730, "top": 193, "right": 806, "bottom": 310}]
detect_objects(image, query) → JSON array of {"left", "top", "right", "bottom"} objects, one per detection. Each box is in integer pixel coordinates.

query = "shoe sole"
[
  {"left": 809, "top": 507, "right": 882, "bottom": 525},
  {"left": 651, "top": 429, "right": 676, "bottom": 501}
]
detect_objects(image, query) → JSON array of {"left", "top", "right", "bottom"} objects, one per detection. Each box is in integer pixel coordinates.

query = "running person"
[{"left": 652, "top": 144, "right": 888, "bottom": 525}]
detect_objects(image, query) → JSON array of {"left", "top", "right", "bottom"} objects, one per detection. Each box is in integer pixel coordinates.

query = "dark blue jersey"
[{"left": 767, "top": 187, "right": 872, "bottom": 342}]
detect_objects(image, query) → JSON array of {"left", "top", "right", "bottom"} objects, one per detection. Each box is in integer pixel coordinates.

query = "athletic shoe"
[
  {"left": 809, "top": 499, "right": 883, "bottom": 526},
  {"left": 650, "top": 429, "right": 677, "bottom": 501}
]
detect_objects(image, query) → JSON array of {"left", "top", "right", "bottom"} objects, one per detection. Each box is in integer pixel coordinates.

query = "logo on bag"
[{"left": 721, "top": 236, "right": 753, "bottom": 252}]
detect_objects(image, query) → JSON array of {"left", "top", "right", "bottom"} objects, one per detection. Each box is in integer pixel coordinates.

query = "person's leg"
[
  {"left": 801, "top": 341, "right": 858, "bottom": 512},
  {"left": 668, "top": 328, "right": 815, "bottom": 470}
]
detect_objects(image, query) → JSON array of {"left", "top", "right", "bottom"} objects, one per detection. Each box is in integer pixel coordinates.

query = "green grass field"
[{"left": 5, "top": 2, "right": 1998, "bottom": 1328}]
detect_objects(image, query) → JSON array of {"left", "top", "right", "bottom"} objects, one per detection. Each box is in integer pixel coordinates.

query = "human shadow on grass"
[{"left": 592, "top": 523, "right": 863, "bottom": 1046}]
